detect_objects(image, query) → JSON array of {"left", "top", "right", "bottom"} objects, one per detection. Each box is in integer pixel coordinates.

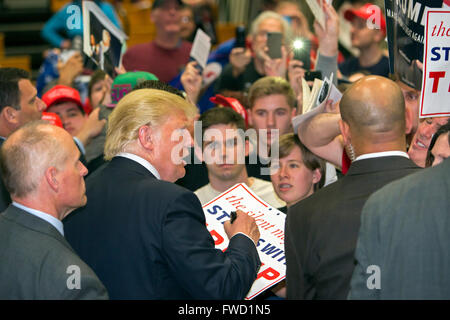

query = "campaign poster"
[
  {"left": 202, "top": 183, "right": 286, "bottom": 300},
  {"left": 419, "top": 10, "right": 450, "bottom": 117},
  {"left": 384, "top": 0, "right": 443, "bottom": 90},
  {"left": 82, "top": 1, "right": 127, "bottom": 77}
]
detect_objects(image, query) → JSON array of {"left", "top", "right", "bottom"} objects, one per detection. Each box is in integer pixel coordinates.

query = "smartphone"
[
  {"left": 235, "top": 26, "right": 246, "bottom": 48},
  {"left": 293, "top": 38, "right": 311, "bottom": 70},
  {"left": 305, "top": 71, "right": 322, "bottom": 82},
  {"left": 267, "top": 32, "right": 283, "bottom": 59}
]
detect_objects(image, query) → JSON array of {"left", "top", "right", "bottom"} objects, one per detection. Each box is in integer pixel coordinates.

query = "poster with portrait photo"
[{"left": 82, "top": 1, "right": 127, "bottom": 77}]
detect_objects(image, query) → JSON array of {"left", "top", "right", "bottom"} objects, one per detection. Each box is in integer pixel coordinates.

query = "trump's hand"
[{"left": 223, "top": 209, "right": 260, "bottom": 246}]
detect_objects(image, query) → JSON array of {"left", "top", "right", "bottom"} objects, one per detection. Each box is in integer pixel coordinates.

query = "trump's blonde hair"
[{"left": 104, "top": 88, "right": 197, "bottom": 160}]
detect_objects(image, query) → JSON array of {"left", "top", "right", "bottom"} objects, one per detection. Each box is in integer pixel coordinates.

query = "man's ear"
[
  {"left": 291, "top": 107, "right": 297, "bottom": 119},
  {"left": 339, "top": 119, "right": 351, "bottom": 146},
  {"left": 374, "top": 29, "right": 385, "bottom": 43},
  {"left": 138, "top": 125, "right": 154, "bottom": 151},
  {"left": 2, "top": 106, "right": 19, "bottom": 125},
  {"left": 312, "top": 168, "right": 322, "bottom": 184},
  {"left": 45, "top": 167, "right": 59, "bottom": 192}
]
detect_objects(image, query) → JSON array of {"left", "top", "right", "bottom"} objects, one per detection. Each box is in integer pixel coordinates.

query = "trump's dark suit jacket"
[
  {"left": 64, "top": 156, "right": 261, "bottom": 300},
  {"left": 285, "top": 156, "right": 421, "bottom": 300},
  {"left": 0, "top": 205, "right": 108, "bottom": 299},
  {"left": 349, "top": 158, "right": 450, "bottom": 299}
]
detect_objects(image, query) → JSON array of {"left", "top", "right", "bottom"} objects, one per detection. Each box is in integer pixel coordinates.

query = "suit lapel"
[
  {"left": 346, "top": 156, "right": 420, "bottom": 176},
  {"left": 2, "top": 205, "right": 74, "bottom": 252}
]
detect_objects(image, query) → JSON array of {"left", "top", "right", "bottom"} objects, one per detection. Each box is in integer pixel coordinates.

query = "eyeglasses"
[{"left": 283, "top": 15, "right": 302, "bottom": 25}]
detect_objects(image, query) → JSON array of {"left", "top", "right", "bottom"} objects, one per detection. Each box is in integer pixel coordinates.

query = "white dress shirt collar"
[
  {"left": 116, "top": 152, "right": 161, "bottom": 180},
  {"left": 354, "top": 151, "right": 409, "bottom": 162},
  {"left": 12, "top": 202, "right": 64, "bottom": 236}
]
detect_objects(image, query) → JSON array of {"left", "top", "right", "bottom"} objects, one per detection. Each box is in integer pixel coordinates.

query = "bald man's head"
[
  {"left": 1, "top": 121, "right": 72, "bottom": 198},
  {"left": 340, "top": 76, "right": 406, "bottom": 141}
]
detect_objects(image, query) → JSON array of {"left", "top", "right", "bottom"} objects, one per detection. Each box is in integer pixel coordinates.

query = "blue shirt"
[{"left": 12, "top": 202, "right": 64, "bottom": 236}]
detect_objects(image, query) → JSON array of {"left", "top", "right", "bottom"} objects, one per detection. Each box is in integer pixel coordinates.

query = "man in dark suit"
[
  {"left": 0, "top": 121, "right": 108, "bottom": 299},
  {"left": 0, "top": 69, "right": 47, "bottom": 212},
  {"left": 348, "top": 159, "right": 450, "bottom": 299},
  {"left": 285, "top": 76, "right": 421, "bottom": 299},
  {"left": 64, "top": 88, "right": 261, "bottom": 299}
]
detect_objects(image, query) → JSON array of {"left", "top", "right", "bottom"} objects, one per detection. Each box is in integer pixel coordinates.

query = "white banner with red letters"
[
  {"left": 420, "top": 9, "right": 450, "bottom": 117},
  {"left": 202, "top": 183, "right": 286, "bottom": 300}
]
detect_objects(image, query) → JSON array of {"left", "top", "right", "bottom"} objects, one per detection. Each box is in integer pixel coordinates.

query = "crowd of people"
[{"left": 0, "top": 0, "right": 449, "bottom": 300}]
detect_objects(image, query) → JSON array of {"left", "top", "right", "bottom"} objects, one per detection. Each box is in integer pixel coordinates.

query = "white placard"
[
  {"left": 420, "top": 9, "right": 450, "bottom": 118},
  {"left": 190, "top": 29, "right": 211, "bottom": 70},
  {"left": 305, "top": 0, "right": 325, "bottom": 28},
  {"left": 202, "top": 183, "right": 286, "bottom": 300}
]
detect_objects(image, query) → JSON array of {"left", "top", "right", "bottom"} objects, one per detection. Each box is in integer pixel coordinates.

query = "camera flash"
[{"left": 293, "top": 39, "right": 303, "bottom": 50}]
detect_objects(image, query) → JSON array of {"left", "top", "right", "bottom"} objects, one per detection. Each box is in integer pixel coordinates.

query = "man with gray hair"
[
  {"left": 215, "top": 11, "right": 292, "bottom": 95},
  {"left": 64, "top": 89, "right": 261, "bottom": 299},
  {"left": 0, "top": 121, "right": 108, "bottom": 299}
]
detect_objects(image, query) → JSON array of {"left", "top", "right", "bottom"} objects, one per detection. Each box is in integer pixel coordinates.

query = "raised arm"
[{"left": 297, "top": 108, "right": 344, "bottom": 169}]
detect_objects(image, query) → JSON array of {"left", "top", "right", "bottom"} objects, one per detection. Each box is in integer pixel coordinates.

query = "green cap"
[{"left": 108, "top": 71, "right": 158, "bottom": 107}]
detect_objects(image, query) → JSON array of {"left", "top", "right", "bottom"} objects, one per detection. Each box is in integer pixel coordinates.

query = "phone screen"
[
  {"left": 293, "top": 38, "right": 311, "bottom": 70},
  {"left": 267, "top": 32, "right": 283, "bottom": 59}
]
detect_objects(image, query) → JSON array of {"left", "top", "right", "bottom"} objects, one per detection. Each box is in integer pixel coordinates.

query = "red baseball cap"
[
  {"left": 42, "top": 85, "right": 87, "bottom": 114},
  {"left": 41, "top": 112, "right": 64, "bottom": 128},
  {"left": 210, "top": 94, "right": 249, "bottom": 128},
  {"left": 344, "top": 3, "right": 386, "bottom": 35}
]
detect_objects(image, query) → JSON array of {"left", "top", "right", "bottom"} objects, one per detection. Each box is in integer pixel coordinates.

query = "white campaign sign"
[
  {"left": 202, "top": 183, "right": 286, "bottom": 300},
  {"left": 420, "top": 9, "right": 450, "bottom": 118}
]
